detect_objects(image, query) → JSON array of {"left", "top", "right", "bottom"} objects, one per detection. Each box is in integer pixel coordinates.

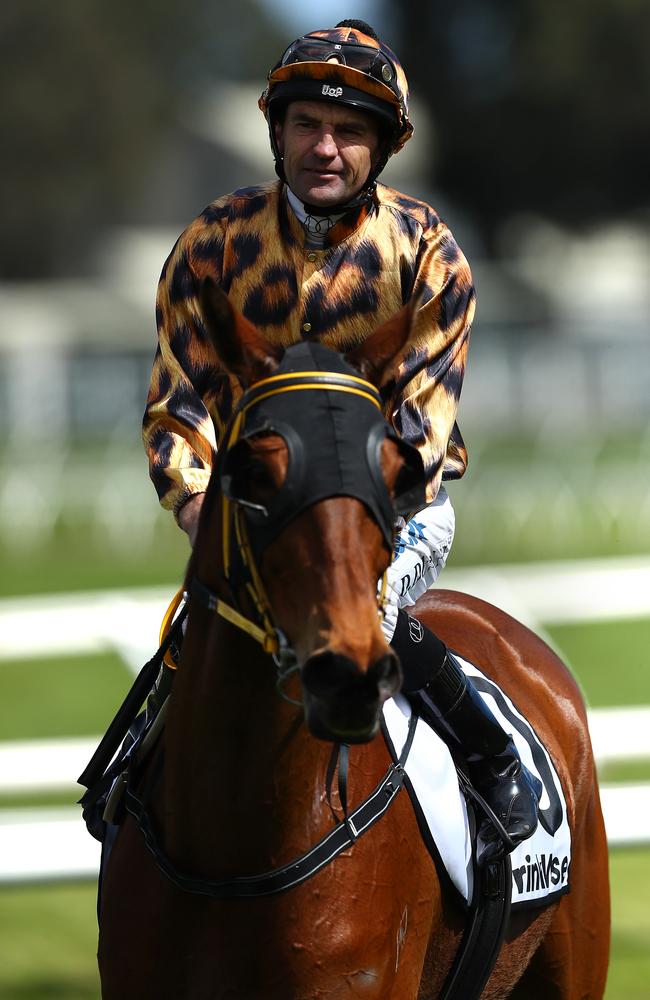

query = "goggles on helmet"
[{"left": 276, "top": 36, "right": 402, "bottom": 103}]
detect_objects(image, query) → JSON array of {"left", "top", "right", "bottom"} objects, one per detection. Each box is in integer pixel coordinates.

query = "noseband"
[{"left": 189, "top": 342, "right": 426, "bottom": 689}]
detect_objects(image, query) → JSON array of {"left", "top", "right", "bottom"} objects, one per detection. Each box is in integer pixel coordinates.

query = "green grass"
[
  {"left": 0, "top": 848, "right": 646, "bottom": 999},
  {"left": 0, "top": 653, "right": 130, "bottom": 740},
  {"left": 545, "top": 617, "right": 650, "bottom": 708},
  {"left": 599, "top": 760, "right": 650, "bottom": 784},
  {"left": 446, "top": 430, "right": 650, "bottom": 566},
  {"left": 0, "top": 520, "right": 188, "bottom": 598},
  {"left": 2, "top": 429, "right": 650, "bottom": 596},
  {"left": 0, "top": 791, "right": 84, "bottom": 810},
  {"left": 605, "top": 847, "right": 650, "bottom": 999},
  {"left": 0, "top": 883, "right": 100, "bottom": 1000}
]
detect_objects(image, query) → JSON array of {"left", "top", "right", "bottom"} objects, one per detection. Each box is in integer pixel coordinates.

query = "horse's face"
[
  {"left": 230, "top": 428, "right": 410, "bottom": 742},
  {"left": 199, "top": 279, "right": 425, "bottom": 743}
]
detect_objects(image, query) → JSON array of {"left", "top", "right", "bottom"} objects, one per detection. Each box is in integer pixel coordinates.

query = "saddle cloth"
[{"left": 382, "top": 656, "right": 572, "bottom": 911}]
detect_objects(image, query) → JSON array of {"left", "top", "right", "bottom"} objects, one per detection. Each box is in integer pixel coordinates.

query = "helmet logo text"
[{"left": 321, "top": 85, "right": 343, "bottom": 98}]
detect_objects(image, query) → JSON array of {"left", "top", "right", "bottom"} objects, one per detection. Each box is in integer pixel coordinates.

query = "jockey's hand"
[{"left": 178, "top": 493, "right": 205, "bottom": 547}]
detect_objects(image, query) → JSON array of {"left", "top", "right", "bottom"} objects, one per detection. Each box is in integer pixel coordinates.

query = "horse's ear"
[
  {"left": 345, "top": 295, "right": 420, "bottom": 388},
  {"left": 199, "top": 277, "right": 283, "bottom": 386}
]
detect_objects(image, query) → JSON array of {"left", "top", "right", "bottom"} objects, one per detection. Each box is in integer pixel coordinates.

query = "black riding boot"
[{"left": 391, "top": 609, "right": 541, "bottom": 865}]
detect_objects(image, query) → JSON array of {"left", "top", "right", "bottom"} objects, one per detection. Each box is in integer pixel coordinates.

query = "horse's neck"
[
  {"left": 168, "top": 494, "right": 298, "bottom": 776},
  {"left": 161, "top": 505, "right": 330, "bottom": 873},
  {"left": 165, "top": 602, "right": 300, "bottom": 770},
  {"left": 162, "top": 607, "right": 327, "bottom": 874}
]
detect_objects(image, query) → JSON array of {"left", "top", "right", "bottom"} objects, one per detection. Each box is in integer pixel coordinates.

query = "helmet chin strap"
[{"left": 300, "top": 179, "right": 376, "bottom": 215}]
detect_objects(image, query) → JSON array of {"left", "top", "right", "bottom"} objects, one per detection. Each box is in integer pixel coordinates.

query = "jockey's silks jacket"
[{"left": 143, "top": 180, "right": 476, "bottom": 519}]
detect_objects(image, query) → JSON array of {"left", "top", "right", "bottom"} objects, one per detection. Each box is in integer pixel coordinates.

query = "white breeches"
[{"left": 380, "top": 486, "right": 455, "bottom": 643}]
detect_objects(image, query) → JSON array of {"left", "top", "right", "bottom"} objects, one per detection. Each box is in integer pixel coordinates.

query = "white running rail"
[
  {"left": 1, "top": 564, "right": 649, "bottom": 883},
  {"left": 0, "top": 706, "right": 649, "bottom": 883}
]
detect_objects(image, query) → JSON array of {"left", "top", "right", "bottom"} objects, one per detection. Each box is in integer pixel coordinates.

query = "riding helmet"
[{"left": 259, "top": 21, "right": 413, "bottom": 188}]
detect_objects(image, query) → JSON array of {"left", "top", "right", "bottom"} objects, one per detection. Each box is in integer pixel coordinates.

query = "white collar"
[{"left": 286, "top": 188, "right": 345, "bottom": 247}]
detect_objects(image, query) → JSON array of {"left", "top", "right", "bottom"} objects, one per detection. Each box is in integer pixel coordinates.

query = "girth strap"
[
  {"left": 437, "top": 769, "right": 513, "bottom": 1000},
  {"left": 438, "top": 854, "right": 512, "bottom": 1000}
]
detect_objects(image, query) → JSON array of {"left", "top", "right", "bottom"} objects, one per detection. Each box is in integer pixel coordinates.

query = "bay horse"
[{"left": 97, "top": 281, "right": 610, "bottom": 999}]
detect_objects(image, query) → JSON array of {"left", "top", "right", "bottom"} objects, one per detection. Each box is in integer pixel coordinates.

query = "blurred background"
[{"left": 0, "top": 1, "right": 648, "bottom": 996}]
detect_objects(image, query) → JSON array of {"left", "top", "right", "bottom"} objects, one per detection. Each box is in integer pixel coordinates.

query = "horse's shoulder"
[
  {"left": 412, "top": 589, "right": 589, "bottom": 735},
  {"left": 412, "top": 588, "right": 595, "bottom": 818}
]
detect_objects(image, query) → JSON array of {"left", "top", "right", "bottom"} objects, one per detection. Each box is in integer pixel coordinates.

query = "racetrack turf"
[
  {"left": 545, "top": 617, "right": 650, "bottom": 708},
  {"left": 0, "top": 652, "right": 131, "bottom": 741}
]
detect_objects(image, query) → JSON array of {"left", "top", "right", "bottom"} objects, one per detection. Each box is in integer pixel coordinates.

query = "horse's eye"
[
  {"left": 392, "top": 463, "right": 412, "bottom": 499},
  {"left": 228, "top": 434, "right": 288, "bottom": 500},
  {"left": 228, "top": 458, "right": 272, "bottom": 503},
  {"left": 243, "top": 457, "right": 275, "bottom": 491}
]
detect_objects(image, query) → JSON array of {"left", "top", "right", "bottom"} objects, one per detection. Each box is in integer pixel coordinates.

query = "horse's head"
[{"left": 195, "top": 279, "right": 426, "bottom": 744}]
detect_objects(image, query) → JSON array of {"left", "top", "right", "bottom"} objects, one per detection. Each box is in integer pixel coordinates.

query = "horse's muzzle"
[{"left": 301, "top": 649, "right": 402, "bottom": 743}]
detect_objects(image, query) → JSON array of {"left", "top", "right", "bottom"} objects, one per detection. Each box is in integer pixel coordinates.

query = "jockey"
[{"left": 143, "top": 19, "right": 540, "bottom": 864}]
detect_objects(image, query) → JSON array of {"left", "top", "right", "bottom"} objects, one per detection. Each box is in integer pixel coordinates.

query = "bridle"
[
  {"left": 121, "top": 357, "right": 428, "bottom": 897},
  {"left": 82, "top": 348, "right": 511, "bottom": 997},
  {"left": 186, "top": 354, "right": 426, "bottom": 701}
]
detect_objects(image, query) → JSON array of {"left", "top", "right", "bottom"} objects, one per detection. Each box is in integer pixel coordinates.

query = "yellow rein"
[
  {"left": 159, "top": 568, "right": 390, "bottom": 667},
  {"left": 158, "top": 586, "right": 280, "bottom": 668}
]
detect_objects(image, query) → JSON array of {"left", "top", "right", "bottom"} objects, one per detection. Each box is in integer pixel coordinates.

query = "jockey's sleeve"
[
  {"left": 143, "top": 234, "right": 224, "bottom": 521},
  {"left": 383, "top": 231, "right": 476, "bottom": 504}
]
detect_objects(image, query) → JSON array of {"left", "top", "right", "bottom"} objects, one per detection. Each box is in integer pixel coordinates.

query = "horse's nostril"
[
  {"left": 371, "top": 652, "right": 402, "bottom": 698},
  {"left": 302, "top": 650, "right": 358, "bottom": 698},
  {"left": 302, "top": 649, "right": 400, "bottom": 698},
  {"left": 373, "top": 652, "right": 400, "bottom": 682},
  {"left": 301, "top": 648, "right": 402, "bottom": 744}
]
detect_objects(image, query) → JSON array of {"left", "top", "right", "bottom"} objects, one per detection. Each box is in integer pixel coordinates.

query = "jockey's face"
[{"left": 275, "top": 100, "right": 381, "bottom": 208}]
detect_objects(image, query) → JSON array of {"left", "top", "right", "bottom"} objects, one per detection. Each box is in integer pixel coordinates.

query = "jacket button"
[
  {"left": 307, "top": 252, "right": 317, "bottom": 262},
  {"left": 302, "top": 322, "right": 312, "bottom": 333}
]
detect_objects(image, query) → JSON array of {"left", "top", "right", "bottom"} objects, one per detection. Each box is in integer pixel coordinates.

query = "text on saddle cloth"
[{"left": 382, "top": 657, "right": 572, "bottom": 911}]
